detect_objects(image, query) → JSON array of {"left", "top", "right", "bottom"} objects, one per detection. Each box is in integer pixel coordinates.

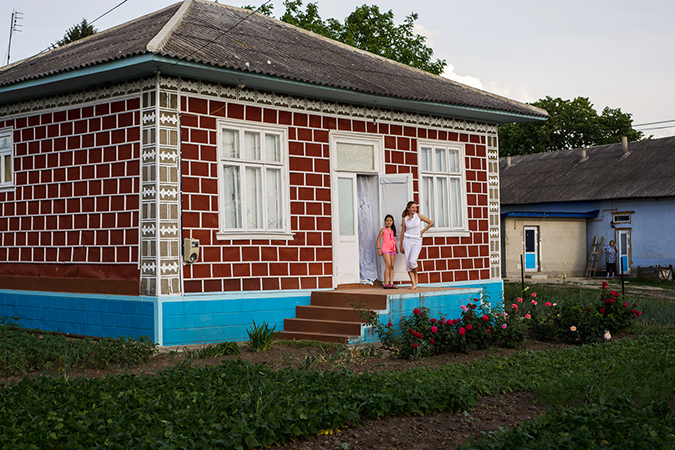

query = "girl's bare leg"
[{"left": 383, "top": 254, "right": 393, "bottom": 286}]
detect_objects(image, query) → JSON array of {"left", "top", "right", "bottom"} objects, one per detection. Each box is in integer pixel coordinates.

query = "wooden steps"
[{"left": 278, "top": 288, "right": 390, "bottom": 343}]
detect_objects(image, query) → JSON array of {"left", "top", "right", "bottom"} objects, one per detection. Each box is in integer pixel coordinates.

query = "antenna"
[{"left": 5, "top": 9, "right": 23, "bottom": 66}]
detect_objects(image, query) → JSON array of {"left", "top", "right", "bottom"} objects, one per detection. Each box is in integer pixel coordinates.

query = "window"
[
  {"left": 0, "top": 128, "right": 12, "bottom": 190},
  {"left": 217, "top": 122, "right": 290, "bottom": 240},
  {"left": 418, "top": 142, "right": 466, "bottom": 231},
  {"left": 612, "top": 212, "right": 632, "bottom": 224}
]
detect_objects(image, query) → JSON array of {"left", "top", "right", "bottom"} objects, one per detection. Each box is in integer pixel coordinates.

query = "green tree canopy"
[
  {"left": 498, "top": 96, "right": 644, "bottom": 156},
  {"left": 53, "top": 18, "right": 97, "bottom": 48},
  {"left": 244, "top": 1, "right": 446, "bottom": 75}
]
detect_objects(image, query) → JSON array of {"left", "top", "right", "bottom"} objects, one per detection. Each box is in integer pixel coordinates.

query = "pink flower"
[
  {"left": 531, "top": 293, "right": 537, "bottom": 298},
  {"left": 413, "top": 308, "right": 422, "bottom": 315},
  {"left": 545, "top": 302, "right": 551, "bottom": 307},
  {"left": 531, "top": 300, "right": 537, "bottom": 305},
  {"left": 431, "top": 326, "right": 438, "bottom": 333},
  {"left": 516, "top": 297, "right": 523, "bottom": 302},
  {"left": 429, "top": 338, "right": 435, "bottom": 344},
  {"left": 482, "top": 315, "right": 489, "bottom": 322},
  {"left": 511, "top": 303, "right": 518, "bottom": 310},
  {"left": 486, "top": 329, "right": 491, "bottom": 335},
  {"left": 459, "top": 327, "right": 466, "bottom": 335},
  {"left": 413, "top": 343, "right": 419, "bottom": 349},
  {"left": 430, "top": 318, "right": 437, "bottom": 324},
  {"left": 501, "top": 324, "right": 507, "bottom": 329},
  {"left": 570, "top": 326, "right": 577, "bottom": 332},
  {"left": 525, "top": 314, "right": 531, "bottom": 319},
  {"left": 460, "top": 305, "right": 468, "bottom": 312},
  {"left": 553, "top": 303, "right": 557, "bottom": 306},
  {"left": 466, "top": 324, "right": 473, "bottom": 331},
  {"left": 638, "top": 311, "right": 642, "bottom": 316}
]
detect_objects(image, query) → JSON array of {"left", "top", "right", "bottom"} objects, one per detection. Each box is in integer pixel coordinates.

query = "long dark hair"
[
  {"left": 401, "top": 201, "right": 416, "bottom": 219},
  {"left": 384, "top": 214, "right": 397, "bottom": 237}
]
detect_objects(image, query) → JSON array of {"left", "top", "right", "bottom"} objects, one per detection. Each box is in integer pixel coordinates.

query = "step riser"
[
  {"left": 295, "top": 306, "right": 363, "bottom": 322},
  {"left": 310, "top": 293, "right": 388, "bottom": 310},
  {"left": 277, "top": 332, "right": 348, "bottom": 343},
  {"left": 284, "top": 318, "right": 362, "bottom": 335}
]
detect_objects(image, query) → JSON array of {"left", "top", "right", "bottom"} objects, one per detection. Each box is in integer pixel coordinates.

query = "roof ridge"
[{"left": 147, "top": 0, "right": 194, "bottom": 52}]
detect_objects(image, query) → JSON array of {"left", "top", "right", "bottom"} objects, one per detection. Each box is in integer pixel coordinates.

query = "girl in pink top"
[{"left": 376, "top": 214, "right": 398, "bottom": 289}]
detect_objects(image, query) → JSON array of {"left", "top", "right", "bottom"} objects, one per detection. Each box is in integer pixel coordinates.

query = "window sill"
[
  {"left": 216, "top": 231, "right": 295, "bottom": 241},
  {"left": 424, "top": 230, "right": 471, "bottom": 238},
  {"left": 0, "top": 185, "right": 14, "bottom": 193}
]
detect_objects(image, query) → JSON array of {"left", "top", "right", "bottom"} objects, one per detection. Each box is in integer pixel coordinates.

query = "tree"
[
  {"left": 244, "top": 1, "right": 446, "bottom": 76},
  {"left": 498, "top": 96, "right": 644, "bottom": 156},
  {"left": 53, "top": 18, "right": 97, "bottom": 48}
]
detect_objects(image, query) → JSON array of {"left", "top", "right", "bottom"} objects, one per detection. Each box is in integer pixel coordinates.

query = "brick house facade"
[{"left": 0, "top": 0, "right": 546, "bottom": 345}]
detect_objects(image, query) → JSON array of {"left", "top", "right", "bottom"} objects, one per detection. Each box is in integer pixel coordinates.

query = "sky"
[{"left": 2, "top": 0, "right": 674, "bottom": 138}]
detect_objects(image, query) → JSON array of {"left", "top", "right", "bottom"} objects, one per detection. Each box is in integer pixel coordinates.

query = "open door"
[
  {"left": 617, "top": 229, "right": 631, "bottom": 275},
  {"left": 378, "top": 174, "right": 413, "bottom": 282},
  {"left": 334, "top": 174, "right": 359, "bottom": 284}
]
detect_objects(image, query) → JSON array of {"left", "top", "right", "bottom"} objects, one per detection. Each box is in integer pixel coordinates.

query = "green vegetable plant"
[{"left": 247, "top": 320, "right": 279, "bottom": 352}]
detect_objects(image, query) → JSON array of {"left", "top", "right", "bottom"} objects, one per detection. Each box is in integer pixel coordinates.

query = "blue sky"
[{"left": 3, "top": 0, "right": 674, "bottom": 137}]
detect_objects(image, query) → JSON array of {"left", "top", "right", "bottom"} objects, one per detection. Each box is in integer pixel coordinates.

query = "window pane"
[
  {"left": 336, "top": 143, "right": 374, "bottom": 171},
  {"left": 436, "top": 177, "right": 449, "bottom": 228},
  {"left": 448, "top": 149, "right": 460, "bottom": 173},
  {"left": 222, "top": 165, "right": 241, "bottom": 228},
  {"left": 449, "top": 177, "right": 463, "bottom": 228},
  {"left": 266, "top": 168, "right": 282, "bottom": 229},
  {"left": 245, "top": 167, "right": 262, "bottom": 228},
  {"left": 0, "top": 135, "right": 10, "bottom": 150},
  {"left": 222, "top": 129, "right": 239, "bottom": 159},
  {"left": 338, "top": 178, "right": 354, "bottom": 236},
  {"left": 525, "top": 229, "right": 535, "bottom": 252},
  {"left": 421, "top": 176, "right": 434, "bottom": 224},
  {"left": 265, "top": 134, "right": 280, "bottom": 162},
  {"left": 3, "top": 155, "right": 11, "bottom": 184},
  {"left": 435, "top": 147, "right": 447, "bottom": 172},
  {"left": 420, "top": 146, "right": 432, "bottom": 171},
  {"left": 244, "top": 132, "right": 261, "bottom": 161}
]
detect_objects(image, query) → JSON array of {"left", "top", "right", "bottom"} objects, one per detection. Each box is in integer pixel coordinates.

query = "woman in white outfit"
[{"left": 400, "top": 201, "right": 434, "bottom": 289}]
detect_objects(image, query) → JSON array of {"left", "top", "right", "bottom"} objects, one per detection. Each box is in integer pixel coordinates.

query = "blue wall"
[
  {"left": 0, "top": 279, "right": 505, "bottom": 346},
  {"left": 502, "top": 197, "right": 675, "bottom": 271},
  {"left": 0, "top": 290, "right": 156, "bottom": 340}
]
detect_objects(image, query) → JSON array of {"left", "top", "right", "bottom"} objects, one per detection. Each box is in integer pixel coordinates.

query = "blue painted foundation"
[
  {"left": 0, "top": 289, "right": 156, "bottom": 340},
  {"left": 0, "top": 279, "right": 504, "bottom": 346}
]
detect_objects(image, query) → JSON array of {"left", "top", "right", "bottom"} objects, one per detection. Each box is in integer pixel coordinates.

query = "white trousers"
[{"left": 403, "top": 238, "right": 422, "bottom": 272}]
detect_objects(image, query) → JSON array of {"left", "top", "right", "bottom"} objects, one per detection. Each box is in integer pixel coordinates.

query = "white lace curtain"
[{"left": 357, "top": 176, "right": 378, "bottom": 283}]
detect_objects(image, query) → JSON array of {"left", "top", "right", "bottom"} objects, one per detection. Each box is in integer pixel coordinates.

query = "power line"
[
  {"left": 636, "top": 124, "right": 675, "bottom": 131},
  {"left": 633, "top": 119, "right": 675, "bottom": 127},
  {"left": 90, "top": 0, "right": 129, "bottom": 25}
]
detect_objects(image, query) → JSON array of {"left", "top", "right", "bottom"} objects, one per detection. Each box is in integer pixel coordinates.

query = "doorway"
[
  {"left": 616, "top": 229, "right": 631, "bottom": 275},
  {"left": 524, "top": 226, "right": 539, "bottom": 272}
]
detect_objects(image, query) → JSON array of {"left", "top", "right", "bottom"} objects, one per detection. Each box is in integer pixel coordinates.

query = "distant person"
[
  {"left": 376, "top": 214, "right": 398, "bottom": 289},
  {"left": 602, "top": 240, "right": 619, "bottom": 277},
  {"left": 400, "top": 201, "right": 434, "bottom": 289}
]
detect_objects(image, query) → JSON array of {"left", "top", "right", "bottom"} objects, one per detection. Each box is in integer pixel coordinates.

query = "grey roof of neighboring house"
[
  {"left": 499, "top": 136, "right": 675, "bottom": 205},
  {"left": 0, "top": 0, "right": 546, "bottom": 122}
]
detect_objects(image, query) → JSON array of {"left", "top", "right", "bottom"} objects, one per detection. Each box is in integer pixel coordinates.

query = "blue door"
[
  {"left": 617, "top": 229, "right": 631, "bottom": 275},
  {"left": 524, "top": 227, "right": 538, "bottom": 271}
]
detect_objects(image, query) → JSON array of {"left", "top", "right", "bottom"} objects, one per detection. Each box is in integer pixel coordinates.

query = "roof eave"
[{"left": 0, "top": 54, "right": 547, "bottom": 124}]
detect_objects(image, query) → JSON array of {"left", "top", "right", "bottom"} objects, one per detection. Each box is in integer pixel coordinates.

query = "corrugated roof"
[
  {"left": 499, "top": 136, "right": 675, "bottom": 204},
  {"left": 0, "top": 0, "right": 546, "bottom": 121}
]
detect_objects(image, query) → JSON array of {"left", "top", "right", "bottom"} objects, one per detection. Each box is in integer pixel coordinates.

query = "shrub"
[{"left": 199, "top": 341, "right": 241, "bottom": 358}]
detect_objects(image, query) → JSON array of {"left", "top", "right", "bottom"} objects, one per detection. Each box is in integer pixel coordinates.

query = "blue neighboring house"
[{"left": 499, "top": 136, "right": 675, "bottom": 277}]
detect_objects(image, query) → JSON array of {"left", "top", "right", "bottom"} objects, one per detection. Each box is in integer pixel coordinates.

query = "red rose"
[
  {"left": 387, "top": 322, "right": 392, "bottom": 327},
  {"left": 531, "top": 293, "right": 537, "bottom": 298},
  {"left": 413, "top": 343, "right": 419, "bottom": 349},
  {"left": 429, "top": 339, "right": 435, "bottom": 344},
  {"left": 466, "top": 324, "right": 473, "bottom": 331},
  {"left": 459, "top": 327, "right": 466, "bottom": 336},
  {"left": 482, "top": 315, "right": 489, "bottom": 321},
  {"left": 430, "top": 318, "right": 437, "bottom": 324},
  {"left": 600, "top": 308, "right": 606, "bottom": 314},
  {"left": 413, "top": 308, "right": 422, "bottom": 315},
  {"left": 545, "top": 302, "right": 551, "bottom": 307}
]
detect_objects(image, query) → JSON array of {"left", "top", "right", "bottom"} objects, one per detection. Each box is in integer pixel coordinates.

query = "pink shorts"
[{"left": 383, "top": 251, "right": 396, "bottom": 255}]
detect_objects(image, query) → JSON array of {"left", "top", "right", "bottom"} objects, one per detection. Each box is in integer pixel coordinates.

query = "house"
[
  {"left": 499, "top": 136, "right": 675, "bottom": 279},
  {"left": 0, "top": 0, "right": 547, "bottom": 345}
]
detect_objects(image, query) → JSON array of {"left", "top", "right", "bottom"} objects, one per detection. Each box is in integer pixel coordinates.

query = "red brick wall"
[
  {"left": 181, "top": 96, "right": 491, "bottom": 293},
  {"left": 0, "top": 98, "right": 142, "bottom": 284}
]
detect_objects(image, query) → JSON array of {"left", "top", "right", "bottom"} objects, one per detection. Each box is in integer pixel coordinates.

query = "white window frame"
[
  {"left": 215, "top": 120, "right": 292, "bottom": 241},
  {"left": 0, "top": 127, "right": 13, "bottom": 192},
  {"left": 329, "top": 131, "right": 383, "bottom": 174},
  {"left": 417, "top": 140, "right": 469, "bottom": 235}
]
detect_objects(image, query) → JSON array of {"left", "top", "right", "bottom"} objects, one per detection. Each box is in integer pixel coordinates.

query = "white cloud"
[
  {"left": 442, "top": 63, "right": 483, "bottom": 90},
  {"left": 412, "top": 23, "right": 442, "bottom": 48},
  {"left": 485, "top": 81, "right": 536, "bottom": 104}
]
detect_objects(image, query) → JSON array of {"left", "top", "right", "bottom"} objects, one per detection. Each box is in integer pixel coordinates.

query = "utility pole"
[{"left": 6, "top": 9, "right": 23, "bottom": 66}]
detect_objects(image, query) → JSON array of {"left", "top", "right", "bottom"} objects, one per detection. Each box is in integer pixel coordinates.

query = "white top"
[{"left": 403, "top": 213, "right": 422, "bottom": 240}]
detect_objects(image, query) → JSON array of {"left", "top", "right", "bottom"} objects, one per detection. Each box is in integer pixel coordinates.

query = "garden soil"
[{"left": 2, "top": 338, "right": 584, "bottom": 450}]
